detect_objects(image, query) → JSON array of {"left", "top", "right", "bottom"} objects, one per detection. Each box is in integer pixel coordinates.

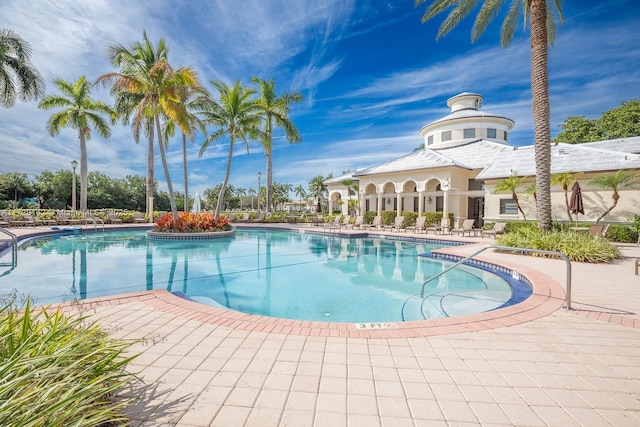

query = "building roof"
[
  {"left": 353, "top": 140, "right": 515, "bottom": 177},
  {"left": 476, "top": 142, "right": 640, "bottom": 179},
  {"left": 580, "top": 136, "right": 640, "bottom": 154}
]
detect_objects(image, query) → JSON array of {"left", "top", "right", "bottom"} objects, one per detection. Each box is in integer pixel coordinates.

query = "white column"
[
  {"left": 418, "top": 191, "right": 425, "bottom": 217},
  {"left": 396, "top": 192, "right": 402, "bottom": 217},
  {"left": 442, "top": 189, "right": 450, "bottom": 231},
  {"left": 377, "top": 192, "right": 383, "bottom": 217}
]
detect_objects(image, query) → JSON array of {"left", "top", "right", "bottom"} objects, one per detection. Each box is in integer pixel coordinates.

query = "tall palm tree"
[
  {"left": 308, "top": 175, "right": 327, "bottom": 213},
  {"left": 197, "top": 80, "right": 262, "bottom": 218},
  {"left": 251, "top": 77, "right": 303, "bottom": 212},
  {"left": 236, "top": 187, "right": 247, "bottom": 210},
  {"left": 38, "top": 76, "right": 114, "bottom": 211},
  {"left": 416, "top": 0, "right": 564, "bottom": 230},
  {"left": 0, "top": 29, "right": 44, "bottom": 107},
  {"left": 248, "top": 188, "right": 256, "bottom": 210},
  {"left": 0, "top": 172, "right": 31, "bottom": 201},
  {"left": 589, "top": 170, "right": 638, "bottom": 224},
  {"left": 551, "top": 171, "right": 578, "bottom": 221},
  {"left": 294, "top": 184, "right": 306, "bottom": 211},
  {"left": 163, "top": 86, "right": 208, "bottom": 212},
  {"left": 494, "top": 173, "right": 528, "bottom": 221},
  {"left": 97, "top": 32, "right": 201, "bottom": 221}
]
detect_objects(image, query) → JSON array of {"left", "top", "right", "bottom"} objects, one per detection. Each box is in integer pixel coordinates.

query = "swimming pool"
[{"left": 0, "top": 229, "right": 529, "bottom": 322}]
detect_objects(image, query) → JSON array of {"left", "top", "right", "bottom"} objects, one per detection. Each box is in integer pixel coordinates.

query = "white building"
[{"left": 326, "top": 92, "right": 640, "bottom": 226}]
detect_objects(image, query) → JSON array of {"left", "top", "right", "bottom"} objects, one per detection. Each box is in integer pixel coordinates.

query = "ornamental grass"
[
  {"left": 154, "top": 212, "right": 231, "bottom": 232},
  {"left": 497, "top": 228, "right": 621, "bottom": 263},
  {"left": 0, "top": 298, "right": 139, "bottom": 427}
]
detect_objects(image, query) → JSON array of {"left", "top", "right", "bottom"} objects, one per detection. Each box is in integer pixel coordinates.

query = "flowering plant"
[{"left": 154, "top": 212, "right": 232, "bottom": 233}]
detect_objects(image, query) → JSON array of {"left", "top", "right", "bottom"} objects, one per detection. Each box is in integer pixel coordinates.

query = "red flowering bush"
[{"left": 154, "top": 212, "right": 232, "bottom": 233}]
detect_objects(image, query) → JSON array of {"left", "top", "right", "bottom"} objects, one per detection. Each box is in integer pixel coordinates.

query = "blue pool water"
[{"left": 0, "top": 229, "right": 527, "bottom": 322}]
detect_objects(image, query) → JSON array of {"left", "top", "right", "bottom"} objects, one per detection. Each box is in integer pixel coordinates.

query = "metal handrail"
[
  {"left": 0, "top": 227, "right": 18, "bottom": 268},
  {"left": 84, "top": 216, "right": 105, "bottom": 232},
  {"left": 421, "top": 245, "right": 572, "bottom": 309}
]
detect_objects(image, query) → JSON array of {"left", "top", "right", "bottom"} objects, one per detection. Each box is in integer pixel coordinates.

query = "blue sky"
[{"left": 1, "top": 0, "right": 639, "bottom": 198}]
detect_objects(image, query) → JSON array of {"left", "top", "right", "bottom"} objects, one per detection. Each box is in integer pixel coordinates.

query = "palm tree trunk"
[
  {"left": 182, "top": 133, "right": 188, "bottom": 213},
  {"left": 513, "top": 192, "right": 527, "bottom": 222},
  {"left": 78, "top": 130, "right": 88, "bottom": 211},
  {"left": 154, "top": 108, "right": 178, "bottom": 221},
  {"left": 530, "top": 0, "right": 552, "bottom": 230},
  {"left": 146, "top": 119, "right": 155, "bottom": 222},
  {"left": 266, "top": 148, "right": 273, "bottom": 213},
  {"left": 216, "top": 137, "right": 235, "bottom": 219},
  {"left": 596, "top": 193, "right": 619, "bottom": 223},
  {"left": 563, "top": 185, "right": 573, "bottom": 222}
]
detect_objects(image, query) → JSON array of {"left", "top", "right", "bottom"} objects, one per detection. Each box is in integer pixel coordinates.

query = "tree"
[
  {"left": 494, "top": 173, "right": 528, "bottom": 221},
  {"left": 0, "top": 29, "right": 44, "bottom": 107},
  {"left": 294, "top": 185, "right": 306, "bottom": 211},
  {"left": 416, "top": 0, "right": 564, "bottom": 230},
  {"left": 0, "top": 172, "right": 32, "bottom": 202},
  {"left": 236, "top": 187, "right": 246, "bottom": 210},
  {"left": 248, "top": 188, "right": 256, "bottom": 210},
  {"left": 197, "top": 80, "right": 262, "bottom": 218},
  {"left": 308, "top": 175, "right": 327, "bottom": 212},
  {"left": 98, "top": 31, "right": 201, "bottom": 221},
  {"left": 553, "top": 116, "right": 601, "bottom": 143},
  {"left": 252, "top": 77, "right": 303, "bottom": 212},
  {"left": 38, "top": 76, "right": 114, "bottom": 211},
  {"left": 554, "top": 100, "right": 640, "bottom": 143},
  {"left": 551, "top": 171, "right": 578, "bottom": 221},
  {"left": 589, "top": 170, "right": 638, "bottom": 223}
]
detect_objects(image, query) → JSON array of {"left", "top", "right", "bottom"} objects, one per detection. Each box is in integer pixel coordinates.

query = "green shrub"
[
  {"left": 364, "top": 211, "right": 377, "bottom": 224},
  {"left": 381, "top": 210, "right": 396, "bottom": 225},
  {"left": 402, "top": 211, "right": 418, "bottom": 226},
  {"left": 0, "top": 298, "right": 139, "bottom": 426},
  {"left": 497, "top": 228, "right": 621, "bottom": 263},
  {"left": 606, "top": 224, "right": 638, "bottom": 243},
  {"left": 503, "top": 221, "right": 537, "bottom": 234}
]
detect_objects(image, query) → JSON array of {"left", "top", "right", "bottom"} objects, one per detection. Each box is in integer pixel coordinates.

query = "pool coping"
[{"left": 37, "top": 224, "right": 567, "bottom": 339}]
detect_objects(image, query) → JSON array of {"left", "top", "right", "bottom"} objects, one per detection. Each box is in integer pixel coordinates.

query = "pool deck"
[{"left": 3, "top": 223, "right": 640, "bottom": 426}]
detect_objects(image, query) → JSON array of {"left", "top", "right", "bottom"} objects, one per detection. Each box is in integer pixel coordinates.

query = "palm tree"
[
  {"left": 551, "top": 171, "right": 578, "bottom": 221},
  {"left": 236, "top": 187, "right": 247, "bottom": 210},
  {"left": 308, "top": 175, "right": 327, "bottom": 213},
  {"left": 0, "top": 29, "right": 44, "bottom": 107},
  {"left": 416, "top": 0, "right": 564, "bottom": 230},
  {"left": 163, "top": 86, "right": 207, "bottom": 212},
  {"left": 0, "top": 172, "right": 31, "bottom": 201},
  {"left": 589, "top": 170, "right": 638, "bottom": 223},
  {"left": 197, "top": 80, "right": 262, "bottom": 218},
  {"left": 248, "top": 187, "right": 256, "bottom": 210},
  {"left": 97, "top": 32, "right": 201, "bottom": 221},
  {"left": 494, "top": 173, "right": 528, "bottom": 221},
  {"left": 38, "top": 76, "right": 114, "bottom": 211},
  {"left": 252, "top": 77, "right": 303, "bottom": 212},
  {"left": 341, "top": 178, "right": 356, "bottom": 215},
  {"left": 294, "top": 185, "right": 306, "bottom": 211}
]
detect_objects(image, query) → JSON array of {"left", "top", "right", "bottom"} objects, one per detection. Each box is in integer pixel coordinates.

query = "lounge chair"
[
  {"left": 450, "top": 219, "right": 475, "bottom": 237},
  {"left": 0, "top": 213, "right": 9, "bottom": 228},
  {"left": 13, "top": 214, "right": 36, "bottom": 227},
  {"left": 345, "top": 215, "right": 364, "bottom": 230},
  {"left": 588, "top": 224, "right": 608, "bottom": 237},
  {"left": 251, "top": 212, "right": 266, "bottom": 223},
  {"left": 311, "top": 215, "right": 324, "bottom": 226},
  {"left": 227, "top": 213, "right": 236, "bottom": 222},
  {"left": 34, "top": 214, "right": 57, "bottom": 226},
  {"left": 107, "top": 214, "right": 122, "bottom": 224},
  {"left": 406, "top": 216, "right": 426, "bottom": 233},
  {"left": 239, "top": 213, "right": 250, "bottom": 222},
  {"left": 383, "top": 216, "right": 405, "bottom": 232},
  {"left": 323, "top": 215, "right": 342, "bottom": 231},
  {"left": 338, "top": 215, "right": 351, "bottom": 229},
  {"left": 58, "top": 212, "right": 82, "bottom": 225},
  {"left": 362, "top": 215, "right": 382, "bottom": 231},
  {"left": 481, "top": 222, "right": 507, "bottom": 238},
  {"left": 133, "top": 212, "right": 147, "bottom": 223}
]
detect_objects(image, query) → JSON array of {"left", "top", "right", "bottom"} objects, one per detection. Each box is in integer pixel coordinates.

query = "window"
[
  {"left": 442, "top": 131, "right": 452, "bottom": 141},
  {"left": 427, "top": 135, "right": 433, "bottom": 145},
  {"left": 504, "top": 131, "right": 508, "bottom": 141},
  {"left": 487, "top": 128, "right": 496, "bottom": 138},
  {"left": 463, "top": 128, "right": 475, "bottom": 138},
  {"left": 467, "top": 179, "right": 483, "bottom": 191},
  {"left": 500, "top": 199, "right": 518, "bottom": 215}
]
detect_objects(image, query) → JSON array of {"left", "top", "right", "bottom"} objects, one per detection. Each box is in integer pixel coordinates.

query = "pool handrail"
[
  {"left": 421, "top": 245, "right": 572, "bottom": 309},
  {"left": 0, "top": 227, "right": 18, "bottom": 270}
]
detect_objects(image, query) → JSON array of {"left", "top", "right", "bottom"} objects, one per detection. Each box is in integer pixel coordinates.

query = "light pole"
[
  {"left": 257, "top": 172, "right": 262, "bottom": 214},
  {"left": 71, "top": 160, "right": 78, "bottom": 211}
]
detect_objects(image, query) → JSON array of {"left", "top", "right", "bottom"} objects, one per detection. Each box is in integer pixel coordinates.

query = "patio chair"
[
  {"left": 227, "top": 213, "right": 236, "bottom": 222},
  {"left": 34, "top": 214, "right": 57, "bottom": 226},
  {"left": 588, "top": 224, "right": 608, "bottom": 237},
  {"left": 0, "top": 212, "right": 9, "bottom": 228},
  {"left": 362, "top": 215, "right": 382, "bottom": 231},
  {"left": 239, "top": 213, "right": 250, "bottom": 222},
  {"left": 323, "top": 215, "right": 342, "bottom": 231},
  {"left": 450, "top": 219, "right": 475, "bottom": 237},
  {"left": 15, "top": 214, "right": 36, "bottom": 227},
  {"left": 311, "top": 215, "right": 324, "bottom": 226},
  {"left": 338, "top": 215, "right": 351, "bottom": 229},
  {"left": 58, "top": 212, "right": 82, "bottom": 225},
  {"left": 345, "top": 215, "right": 364, "bottom": 230},
  {"left": 251, "top": 212, "right": 266, "bottom": 223},
  {"left": 406, "top": 215, "right": 427, "bottom": 233},
  {"left": 383, "top": 216, "right": 405, "bottom": 232},
  {"left": 481, "top": 222, "right": 507, "bottom": 238},
  {"left": 133, "top": 211, "right": 147, "bottom": 223},
  {"left": 107, "top": 214, "right": 122, "bottom": 224}
]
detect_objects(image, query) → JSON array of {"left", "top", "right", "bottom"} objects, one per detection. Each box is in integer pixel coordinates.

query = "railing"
[
  {"left": 84, "top": 216, "right": 105, "bottom": 232},
  {"left": 421, "top": 245, "right": 573, "bottom": 309},
  {"left": 0, "top": 227, "right": 18, "bottom": 270}
]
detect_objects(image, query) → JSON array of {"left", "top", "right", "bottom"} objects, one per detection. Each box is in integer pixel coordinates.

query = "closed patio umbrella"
[
  {"left": 569, "top": 181, "right": 584, "bottom": 224},
  {"left": 191, "top": 192, "right": 201, "bottom": 213}
]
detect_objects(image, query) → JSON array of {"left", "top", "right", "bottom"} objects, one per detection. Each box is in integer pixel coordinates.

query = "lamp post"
[
  {"left": 71, "top": 160, "right": 78, "bottom": 211},
  {"left": 257, "top": 172, "right": 262, "bottom": 214}
]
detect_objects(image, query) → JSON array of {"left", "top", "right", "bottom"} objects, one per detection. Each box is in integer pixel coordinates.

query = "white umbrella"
[{"left": 191, "top": 192, "right": 201, "bottom": 213}]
